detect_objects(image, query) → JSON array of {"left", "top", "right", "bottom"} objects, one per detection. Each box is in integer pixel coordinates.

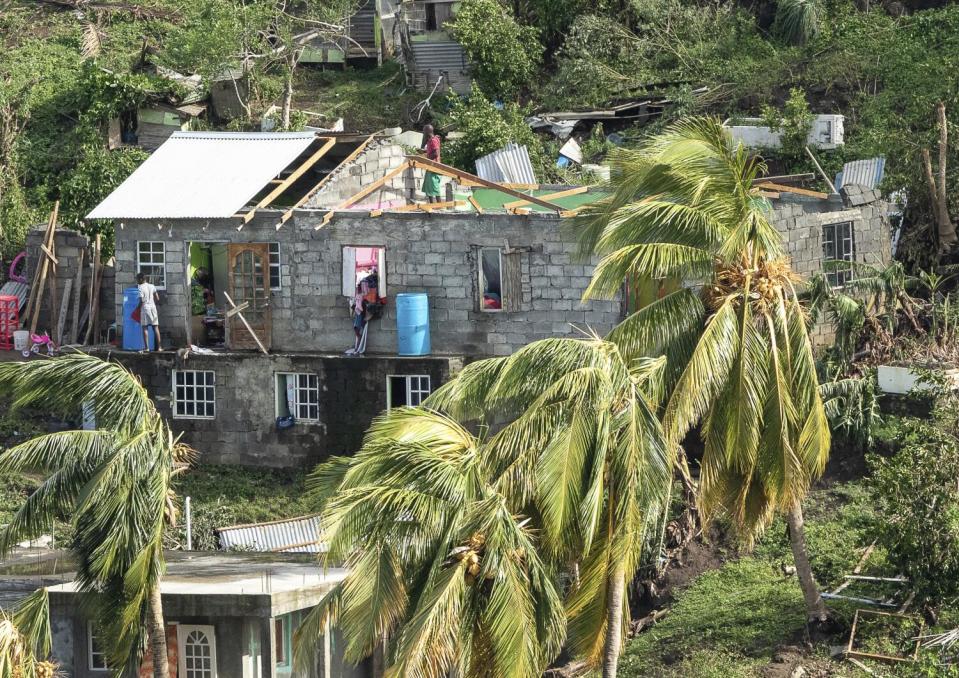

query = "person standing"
[
  {"left": 421, "top": 124, "right": 442, "bottom": 204},
  {"left": 136, "top": 272, "right": 162, "bottom": 352}
]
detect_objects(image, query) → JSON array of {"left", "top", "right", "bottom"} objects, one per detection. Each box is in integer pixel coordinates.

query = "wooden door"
[{"left": 226, "top": 243, "right": 271, "bottom": 351}]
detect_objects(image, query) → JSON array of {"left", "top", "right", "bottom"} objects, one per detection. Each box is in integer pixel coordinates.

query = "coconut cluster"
[
  {"left": 450, "top": 532, "right": 489, "bottom": 585},
  {"left": 706, "top": 256, "right": 799, "bottom": 311}
]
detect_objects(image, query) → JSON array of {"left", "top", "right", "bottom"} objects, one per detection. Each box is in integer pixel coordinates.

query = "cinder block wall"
[
  {"left": 113, "top": 211, "right": 622, "bottom": 356},
  {"left": 107, "top": 350, "right": 458, "bottom": 466},
  {"left": 306, "top": 141, "right": 424, "bottom": 209}
]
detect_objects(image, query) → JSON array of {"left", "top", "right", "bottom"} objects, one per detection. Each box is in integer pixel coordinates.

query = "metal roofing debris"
[
  {"left": 216, "top": 514, "right": 325, "bottom": 553},
  {"left": 86, "top": 131, "right": 318, "bottom": 220},
  {"left": 836, "top": 157, "right": 885, "bottom": 191},
  {"left": 0, "top": 281, "right": 29, "bottom": 310},
  {"left": 475, "top": 143, "right": 537, "bottom": 184}
]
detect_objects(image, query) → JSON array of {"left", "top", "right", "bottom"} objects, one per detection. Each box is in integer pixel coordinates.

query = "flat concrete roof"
[{"left": 0, "top": 550, "right": 345, "bottom": 618}]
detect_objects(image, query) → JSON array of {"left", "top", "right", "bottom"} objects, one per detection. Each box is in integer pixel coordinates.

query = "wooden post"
[
  {"left": 83, "top": 234, "right": 102, "bottom": 345},
  {"left": 56, "top": 278, "right": 72, "bottom": 346},
  {"left": 804, "top": 146, "right": 838, "bottom": 194},
  {"left": 28, "top": 203, "right": 59, "bottom": 335},
  {"left": 70, "top": 248, "right": 84, "bottom": 344}
]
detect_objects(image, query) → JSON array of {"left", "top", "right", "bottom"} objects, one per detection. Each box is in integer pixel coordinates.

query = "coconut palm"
[
  {"left": 0, "top": 588, "right": 56, "bottom": 678},
  {"left": 295, "top": 407, "right": 567, "bottom": 678},
  {"left": 577, "top": 117, "right": 832, "bottom": 623},
  {"left": 299, "top": 337, "right": 672, "bottom": 678},
  {"left": 0, "top": 353, "right": 193, "bottom": 677}
]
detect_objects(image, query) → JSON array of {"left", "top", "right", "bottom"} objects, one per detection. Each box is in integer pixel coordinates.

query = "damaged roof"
[{"left": 86, "top": 131, "right": 319, "bottom": 220}]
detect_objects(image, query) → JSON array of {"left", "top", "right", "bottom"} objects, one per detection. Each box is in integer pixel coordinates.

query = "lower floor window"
[
  {"left": 88, "top": 622, "right": 108, "bottom": 671},
  {"left": 173, "top": 370, "right": 216, "bottom": 419},
  {"left": 276, "top": 372, "right": 320, "bottom": 422},
  {"left": 387, "top": 375, "right": 431, "bottom": 409}
]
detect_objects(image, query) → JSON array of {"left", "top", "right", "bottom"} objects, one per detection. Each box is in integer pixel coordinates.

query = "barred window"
[
  {"left": 387, "top": 375, "right": 431, "bottom": 409},
  {"left": 269, "top": 242, "right": 281, "bottom": 290},
  {"left": 172, "top": 370, "right": 216, "bottom": 419},
  {"left": 822, "top": 221, "right": 855, "bottom": 287}
]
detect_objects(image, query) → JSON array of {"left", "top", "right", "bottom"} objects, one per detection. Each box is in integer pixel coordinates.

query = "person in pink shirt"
[{"left": 421, "top": 124, "right": 442, "bottom": 203}]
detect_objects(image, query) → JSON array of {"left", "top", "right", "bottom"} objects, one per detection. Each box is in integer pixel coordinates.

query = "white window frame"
[
  {"left": 341, "top": 245, "right": 387, "bottom": 297},
  {"left": 387, "top": 375, "right": 431, "bottom": 410},
  {"left": 177, "top": 624, "right": 217, "bottom": 678},
  {"left": 172, "top": 370, "right": 216, "bottom": 420},
  {"left": 478, "top": 247, "right": 503, "bottom": 313},
  {"left": 275, "top": 372, "right": 320, "bottom": 423},
  {"left": 137, "top": 241, "right": 167, "bottom": 290},
  {"left": 269, "top": 242, "right": 281, "bottom": 291},
  {"left": 88, "top": 621, "right": 108, "bottom": 671}
]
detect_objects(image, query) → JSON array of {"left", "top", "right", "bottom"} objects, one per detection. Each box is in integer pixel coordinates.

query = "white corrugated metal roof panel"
[
  {"left": 475, "top": 143, "right": 536, "bottom": 184},
  {"left": 217, "top": 514, "right": 325, "bottom": 553},
  {"left": 835, "top": 157, "right": 885, "bottom": 190},
  {"left": 86, "top": 131, "right": 318, "bottom": 220}
]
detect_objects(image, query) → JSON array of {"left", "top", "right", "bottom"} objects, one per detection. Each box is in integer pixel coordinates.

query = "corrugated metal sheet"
[
  {"left": 835, "top": 157, "right": 885, "bottom": 190},
  {"left": 0, "top": 281, "right": 29, "bottom": 310},
  {"left": 87, "top": 131, "right": 318, "bottom": 220},
  {"left": 217, "top": 514, "right": 325, "bottom": 553},
  {"left": 475, "top": 143, "right": 537, "bottom": 184}
]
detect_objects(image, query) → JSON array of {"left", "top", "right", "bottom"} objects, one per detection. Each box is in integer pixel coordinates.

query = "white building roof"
[{"left": 86, "top": 131, "right": 318, "bottom": 220}]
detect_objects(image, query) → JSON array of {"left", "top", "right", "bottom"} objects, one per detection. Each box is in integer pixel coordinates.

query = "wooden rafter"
[
  {"left": 241, "top": 137, "right": 336, "bottom": 224},
  {"left": 407, "top": 156, "right": 566, "bottom": 212},
  {"left": 277, "top": 134, "right": 376, "bottom": 228},
  {"left": 502, "top": 185, "right": 588, "bottom": 210},
  {"left": 371, "top": 200, "right": 466, "bottom": 216},
  {"left": 468, "top": 196, "right": 484, "bottom": 214},
  {"left": 754, "top": 182, "right": 829, "bottom": 200},
  {"left": 314, "top": 160, "right": 414, "bottom": 230}
]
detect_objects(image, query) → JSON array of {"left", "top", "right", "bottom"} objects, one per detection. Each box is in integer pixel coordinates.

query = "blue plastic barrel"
[
  {"left": 122, "top": 286, "right": 154, "bottom": 351},
  {"left": 396, "top": 292, "right": 430, "bottom": 356}
]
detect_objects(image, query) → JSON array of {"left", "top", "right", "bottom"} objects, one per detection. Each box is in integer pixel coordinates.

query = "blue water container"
[
  {"left": 121, "top": 286, "right": 154, "bottom": 351},
  {"left": 396, "top": 292, "right": 430, "bottom": 356}
]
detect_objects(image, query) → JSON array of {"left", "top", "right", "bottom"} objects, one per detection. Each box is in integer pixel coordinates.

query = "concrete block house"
[{"left": 78, "top": 130, "right": 891, "bottom": 468}]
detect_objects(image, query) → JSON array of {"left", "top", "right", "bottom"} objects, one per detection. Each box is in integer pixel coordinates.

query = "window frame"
[
  {"left": 136, "top": 240, "right": 167, "bottom": 290},
  {"left": 822, "top": 221, "right": 856, "bottom": 288},
  {"left": 88, "top": 621, "right": 108, "bottom": 672},
  {"left": 386, "top": 374, "right": 431, "bottom": 410},
  {"left": 478, "top": 246, "right": 504, "bottom": 313},
  {"left": 268, "top": 242, "right": 281, "bottom": 291},
  {"left": 172, "top": 369, "right": 216, "bottom": 420},
  {"left": 275, "top": 372, "right": 320, "bottom": 423},
  {"left": 341, "top": 245, "right": 387, "bottom": 298},
  {"left": 275, "top": 615, "right": 291, "bottom": 667}
]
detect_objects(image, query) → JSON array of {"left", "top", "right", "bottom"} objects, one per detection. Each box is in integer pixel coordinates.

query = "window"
[
  {"left": 276, "top": 373, "right": 320, "bottom": 422},
  {"left": 275, "top": 616, "right": 290, "bottom": 666},
  {"left": 137, "top": 241, "right": 166, "bottom": 289},
  {"left": 479, "top": 247, "right": 503, "bottom": 311},
  {"left": 341, "top": 246, "right": 386, "bottom": 297},
  {"left": 269, "top": 242, "right": 281, "bottom": 290},
  {"left": 172, "top": 370, "right": 216, "bottom": 419},
  {"left": 88, "top": 622, "right": 108, "bottom": 671},
  {"left": 822, "top": 221, "right": 855, "bottom": 287},
  {"left": 387, "top": 375, "right": 431, "bottom": 409}
]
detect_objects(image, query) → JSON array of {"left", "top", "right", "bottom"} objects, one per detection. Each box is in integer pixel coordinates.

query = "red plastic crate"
[{"left": 0, "top": 295, "right": 19, "bottom": 350}]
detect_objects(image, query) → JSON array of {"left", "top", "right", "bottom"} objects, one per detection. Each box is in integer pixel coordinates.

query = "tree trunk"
[
  {"left": 281, "top": 65, "right": 294, "bottom": 130},
  {"left": 602, "top": 567, "right": 626, "bottom": 678},
  {"left": 148, "top": 584, "right": 170, "bottom": 678},
  {"left": 786, "top": 502, "right": 829, "bottom": 624}
]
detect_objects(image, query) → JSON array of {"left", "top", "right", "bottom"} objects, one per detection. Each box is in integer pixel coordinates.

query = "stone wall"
[
  {"left": 306, "top": 140, "right": 425, "bottom": 209},
  {"left": 24, "top": 226, "right": 115, "bottom": 344},
  {"left": 112, "top": 211, "right": 623, "bottom": 356},
  {"left": 105, "top": 349, "right": 459, "bottom": 466}
]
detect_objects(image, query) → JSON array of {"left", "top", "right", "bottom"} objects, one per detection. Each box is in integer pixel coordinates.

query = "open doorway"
[{"left": 188, "top": 242, "right": 227, "bottom": 348}]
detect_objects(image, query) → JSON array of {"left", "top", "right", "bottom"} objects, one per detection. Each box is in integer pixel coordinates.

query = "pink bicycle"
[{"left": 22, "top": 332, "right": 58, "bottom": 358}]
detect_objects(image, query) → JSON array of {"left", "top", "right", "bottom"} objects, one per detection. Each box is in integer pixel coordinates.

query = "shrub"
[
  {"left": 449, "top": 0, "right": 543, "bottom": 100},
  {"left": 870, "top": 421, "right": 959, "bottom": 608}
]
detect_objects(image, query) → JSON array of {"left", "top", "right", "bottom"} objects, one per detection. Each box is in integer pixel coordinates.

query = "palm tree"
[
  {"left": 300, "top": 337, "right": 672, "bottom": 677},
  {"left": 577, "top": 117, "right": 832, "bottom": 624},
  {"left": 0, "top": 588, "right": 57, "bottom": 678},
  {"left": 295, "top": 407, "right": 567, "bottom": 678},
  {"left": 0, "top": 353, "right": 192, "bottom": 677}
]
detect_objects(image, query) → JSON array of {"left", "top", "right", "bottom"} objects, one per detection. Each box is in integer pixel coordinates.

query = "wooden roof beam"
[
  {"left": 754, "top": 182, "right": 829, "bottom": 200},
  {"left": 241, "top": 136, "right": 336, "bottom": 224},
  {"left": 502, "top": 185, "right": 588, "bottom": 210}
]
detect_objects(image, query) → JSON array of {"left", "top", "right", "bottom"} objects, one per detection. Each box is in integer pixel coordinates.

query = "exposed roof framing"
[
  {"left": 239, "top": 136, "right": 336, "bottom": 224},
  {"left": 502, "top": 185, "right": 588, "bottom": 210},
  {"left": 754, "top": 182, "right": 829, "bottom": 200}
]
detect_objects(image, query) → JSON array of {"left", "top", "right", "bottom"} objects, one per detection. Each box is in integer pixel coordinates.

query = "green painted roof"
[{"left": 467, "top": 187, "right": 607, "bottom": 213}]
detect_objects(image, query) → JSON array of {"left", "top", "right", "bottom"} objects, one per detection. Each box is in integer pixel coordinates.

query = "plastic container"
[
  {"left": 396, "top": 292, "right": 430, "bottom": 356},
  {"left": 121, "top": 286, "right": 154, "bottom": 351},
  {"left": 12, "top": 330, "right": 29, "bottom": 352}
]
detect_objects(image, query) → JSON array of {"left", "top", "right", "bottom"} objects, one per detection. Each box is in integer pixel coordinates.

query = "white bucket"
[{"left": 13, "top": 330, "right": 29, "bottom": 352}]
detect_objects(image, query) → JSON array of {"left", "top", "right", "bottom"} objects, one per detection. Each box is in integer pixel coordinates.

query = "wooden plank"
[
  {"left": 314, "top": 211, "right": 335, "bottom": 230},
  {"left": 69, "top": 247, "right": 84, "bottom": 344},
  {"left": 458, "top": 181, "right": 540, "bottom": 190},
  {"left": 377, "top": 200, "right": 464, "bottom": 214},
  {"left": 408, "top": 157, "right": 566, "bottom": 212},
  {"left": 468, "top": 195, "right": 484, "bottom": 214},
  {"left": 22, "top": 211, "right": 56, "bottom": 324},
  {"left": 224, "top": 301, "right": 249, "bottom": 318},
  {"left": 340, "top": 160, "right": 412, "bottom": 208},
  {"left": 83, "top": 234, "right": 101, "bottom": 345},
  {"left": 242, "top": 137, "right": 336, "bottom": 223},
  {"left": 278, "top": 134, "right": 376, "bottom": 226},
  {"left": 502, "top": 185, "right": 588, "bottom": 210},
  {"left": 29, "top": 203, "right": 59, "bottom": 335},
  {"left": 751, "top": 173, "right": 815, "bottom": 185},
  {"left": 40, "top": 244, "right": 58, "bottom": 265},
  {"left": 56, "top": 278, "right": 72, "bottom": 346},
  {"left": 755, "top": 182, "right": 829, "bottom": 200},
  {"left": 224, "top": 292, "right": 268, "bottom": 355}
]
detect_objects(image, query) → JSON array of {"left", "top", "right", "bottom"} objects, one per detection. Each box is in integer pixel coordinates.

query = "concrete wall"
[
  {"left": 306, "top": 141, "right": 423, "bottom": 209},
  {"left": 25, "top": 226, "right": 115, "bottom": 344},
  {"left": 106, "top": 350, "right": 458, "bottom": 466},
  {"left": 111, "top": 211, "right": 622, "bottom": 357}
]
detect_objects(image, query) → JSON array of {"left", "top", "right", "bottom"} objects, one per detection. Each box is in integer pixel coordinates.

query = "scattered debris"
[{"left": 846, "top": 609, "right": 923, "bottom": 664}]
